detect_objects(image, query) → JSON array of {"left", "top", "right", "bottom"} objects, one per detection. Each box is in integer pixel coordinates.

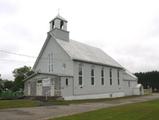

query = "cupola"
[{"left": 49, "top": 14, "right": 69, "bottom": 41}]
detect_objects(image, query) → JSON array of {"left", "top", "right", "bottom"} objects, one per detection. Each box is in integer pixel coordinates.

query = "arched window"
[
  {"left": 52, "top": 21, "right": 54, "bottom": 29},
  {"left": 60, "top": 20, "right": 64, "bottom": 29}
]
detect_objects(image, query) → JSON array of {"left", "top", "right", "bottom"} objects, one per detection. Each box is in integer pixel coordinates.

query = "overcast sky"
[{"left": 0, "top": 0, "right": 159, "bottom": 80}]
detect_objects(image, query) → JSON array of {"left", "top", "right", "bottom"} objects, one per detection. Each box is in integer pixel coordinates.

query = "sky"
[{"left": 0, "top": 0, "right": 159, "bottom": 80}]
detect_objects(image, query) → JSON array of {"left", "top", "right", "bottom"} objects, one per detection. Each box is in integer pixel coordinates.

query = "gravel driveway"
[{"left": 0, "top": 94, "right": 159, "bottom": 120}]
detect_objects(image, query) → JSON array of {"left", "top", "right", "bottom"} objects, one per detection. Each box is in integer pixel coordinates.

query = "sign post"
[{"left": 42, "top": 78, "right": 51, "bottom": 101}]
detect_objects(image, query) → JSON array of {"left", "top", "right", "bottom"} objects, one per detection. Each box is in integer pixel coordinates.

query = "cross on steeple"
[
  {"left": 49, "top": 14, "right": 69, "bottom": 41},
  {"left": 58, "top": 8, "right": 60, "bottom": 16}
]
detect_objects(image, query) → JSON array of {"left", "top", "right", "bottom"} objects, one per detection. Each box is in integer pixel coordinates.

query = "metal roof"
[
  {"left": 50, "top": 14, "right": 67, "bottom": 23},
  {"left": 123, "top": 70, "right": 137, "bottom": 80},
  {"left": 55, "top": 38, "right": 123, "bottom": 68},
  {"left": 24, "top": 72, "right": 73, "bottom": 81}
]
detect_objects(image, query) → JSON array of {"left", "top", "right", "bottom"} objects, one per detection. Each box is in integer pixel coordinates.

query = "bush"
[{"left": 0, "top": 90, "right": 24, "bottom": 100}]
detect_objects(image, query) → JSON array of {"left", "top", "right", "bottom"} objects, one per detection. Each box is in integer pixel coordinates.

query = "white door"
[
  {"left": 36, "top": 82, "right": 42, "bottom": 96},
  {"left": 28, "top": 83, "right": 31, "bottom": 96},
  {"left": 51, "top": 85, "right": 54, "bottom": 96}
]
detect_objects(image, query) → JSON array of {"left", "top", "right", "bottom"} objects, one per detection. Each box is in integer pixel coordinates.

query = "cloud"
[
  {"left": 0, "top": 0, "right": 17, "bottom": 15},
  {"left": 1, "top": 0, "right": 159, "bottom": 79},
  {"left": 2, "top": 23, "right": 33, "bottom": 40}
]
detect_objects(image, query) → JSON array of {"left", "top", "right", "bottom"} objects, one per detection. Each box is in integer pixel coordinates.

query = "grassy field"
[
  {"left": 0, "top": 95, "right": 144, "bottom": 109},
  {"left": 50, "top": 99, "right": 159, "bottom": 120},
  {"left": 0, "top": 99, "right": 41, "bottom": 109}
]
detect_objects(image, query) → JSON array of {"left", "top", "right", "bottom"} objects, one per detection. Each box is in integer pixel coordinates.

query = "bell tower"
[{"left": 49, "top": 14, "right": 69, "bottom": 41}]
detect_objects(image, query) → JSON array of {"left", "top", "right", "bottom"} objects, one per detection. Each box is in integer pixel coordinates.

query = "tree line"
[
  {"left": 1, "top": 66, "right": 159, "bottom": 95},
  {"left": 0, "top": 66, "right": 34, "bottom": 94},
  {"left": 135, "top": 71, "right": 159, "bottom": 92}
]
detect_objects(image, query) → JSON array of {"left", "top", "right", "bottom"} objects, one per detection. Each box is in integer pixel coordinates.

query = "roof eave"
[{"left": 73, "top": 59, "right": 124, "bottom": 69}]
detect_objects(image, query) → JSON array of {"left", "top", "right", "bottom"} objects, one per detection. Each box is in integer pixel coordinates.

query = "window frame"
[
  {"left": 78, "top": 64, "right": 83, "bottom": 86},
  {"left": 117, "top": 70, "right": 120, "bottom": 85},
  {"left": 101, "top": 68, "right": 104, "bottom": 85},
  {"left": 66, "top": 78, "right": 68, "bottom": 86},
  {"left": 128, "top": 81, "right": 130, "bottom": 87},
  {"left": 110, "top": 69, "right": 112, "bottom": 85},
  {"left": 91, "top": 69, "right": 95, "bottom": 85}
]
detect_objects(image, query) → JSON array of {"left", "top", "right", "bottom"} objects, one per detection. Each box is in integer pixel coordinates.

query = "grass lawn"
[
  {"left": 48, "top": 95, "right": 148, "bottom": 105},
  {"left": 0, "top": 99, "right": 41, "bottom": 109},
  {"left": 50, "top": 99, "right": 159, "bottom": 120},
  {"left": 0, "top": 99, "right": 71, "bottom": 109},
  {"left": 0, "top": 95, "right": 148, "bottom": 109}
]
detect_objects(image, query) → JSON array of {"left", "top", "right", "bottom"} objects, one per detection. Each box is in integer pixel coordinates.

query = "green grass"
[
  {"left": 48, "top": 95, "right": 145, "bottom": 105},
  {"left": 50, "top": 99, "right": 159, "bottom": 120},
  {"left": 0, "top": 99, "right": 41, "bottom": 109},
  {"left": 0, "top": 95, "right": 147, "bottom": 109},
  {"left": 0, "top": 99, "right": 70, "bottom": 109}
]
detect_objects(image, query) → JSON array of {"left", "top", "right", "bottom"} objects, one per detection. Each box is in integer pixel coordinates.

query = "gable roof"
[
  {"left": 33, "top": 33, "right": 52, "bottom": 70},
  {"left": 50, "top": 14, "right": 67, "bottom": 23},
  {"left": 24, "top": 72, "right": 73, "bottom": 81},
  {"left": 54, "top": 36, "right": 123, "bottom": 68},
  {"left": 33, "top": 32, "right": 123, "bottom": 70},
  {"left": 123, "top": 70, "right": 137, "bottom": 81}
]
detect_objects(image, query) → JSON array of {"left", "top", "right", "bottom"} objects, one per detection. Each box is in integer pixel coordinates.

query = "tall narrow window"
[
  {"left": 79, "top": 64, "right": 82, "bottom": 85},
  {"left": 52, "top": 21, "right": 54, "bottom": 29},
  {"left": 117, "top": 70, "right": 120, "bottom": 85},
  {"left": 66, "top": 78, "right": 68, "bottom": 86},
  {"left": 48, "top": 54, "right": 51, "bottom": 72},
  {"left": 101, "top": 68, "right": 104, "bottom": 85},
  {"left": 110, "top": 69, "right": 112, "bottom": 85},
  {"left": 48, "top": 53, "right": 53, "bottom": 72},
  {"left": 60, "top": 20, "right": 64, "bottom": 29},
  {"left": 91, "top": 69, "right": 94, "bottom": 85},
  {"left": 51, "top": 53, "right": 53, "bottom": 72},
  {"left": 128, "top": 81, "right": 130, "bottom": 87}
]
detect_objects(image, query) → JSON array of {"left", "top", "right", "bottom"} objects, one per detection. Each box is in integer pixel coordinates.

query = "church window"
[
  {"left": 60, "top": 20, "right": 64, "bottom": 29},
  {"left": 101, "top": 68, "right": 104, "bottom": 85},
  {"left": 66, "top": 78, "right": 68, "bottom": 86},
  {"left": 48, "top": 54, "right": 50, "bottom": 72},
  {"left": 128, "top": 81, "right": 130, "bottom": 87},
  {"left": 117, "top": 70, "right": 120, "bottom": 85},
  {"left": 110, "top": 69, "right": 112, "bottom": 85},
  {"left": 52, "top": 21, "right": 54, "bottom": 29},
  {"left": 48, "top": 53, "right": 53, "bottom": 72},
  {"left": 91, "top": 69, "right": 94, "bottom": 85},
  {"left": 78, "top": 64, "right": 82, "bottom": 85},
  {"left": 51, "top": 53, "right": 53, "bottom": 72}
]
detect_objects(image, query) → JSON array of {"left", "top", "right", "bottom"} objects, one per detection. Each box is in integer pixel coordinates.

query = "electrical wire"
[
  {"left": 0, "top": 50, "right": 36, "bottom": 58},
  {"left": 0, "top": 49, "right": 71, "bottom": 62}
]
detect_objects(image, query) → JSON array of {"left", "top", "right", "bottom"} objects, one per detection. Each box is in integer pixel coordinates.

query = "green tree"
[
  {"left": 135, "top": 71, "right": 159, "bottom": 92},
  {"left": 12, "top": 66, "right": 34, "bottom": 91},
  {"left": 3, "top": 80, "right": 14, "bottom": 91},
  {"left": 0, "top": 74, "right": 4, "bottom": 93}
]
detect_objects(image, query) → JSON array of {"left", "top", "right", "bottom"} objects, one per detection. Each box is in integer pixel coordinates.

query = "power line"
[
  {"left": 0, "top": 49, "right": 71, "bottom": 62},
  {"left": 0, "top": 50, "right": 36, "bottom": 58},
  {"left": 0, "top": 58, "right": 34, "bottom": 63}
]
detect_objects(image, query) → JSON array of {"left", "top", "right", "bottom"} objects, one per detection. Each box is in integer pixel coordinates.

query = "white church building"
[{"left": 24, "top": 15, "right": 143, "bottom": 100}]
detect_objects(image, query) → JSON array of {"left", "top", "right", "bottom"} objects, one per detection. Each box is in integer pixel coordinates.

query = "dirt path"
[{"left": 0, "top": 94, "right": 159, "bottom": 120}]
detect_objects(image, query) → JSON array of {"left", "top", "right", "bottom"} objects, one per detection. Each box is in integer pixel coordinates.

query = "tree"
[
  {"left": 0, "top": 74, "right": 4, "bottom": 93},
  {"left": 12, "top": 66, "right": 34, "bottom": 91},
  {"left": 3, "top": 80, "right": 14, "bottom": 91},
  {"left": 135, "top": 71, "right": 159, "bottom": 92}
]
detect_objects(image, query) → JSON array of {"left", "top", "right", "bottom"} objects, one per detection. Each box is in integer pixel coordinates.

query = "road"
[{"left": 0, "top": 94, "right": 159, "bottom": 120}]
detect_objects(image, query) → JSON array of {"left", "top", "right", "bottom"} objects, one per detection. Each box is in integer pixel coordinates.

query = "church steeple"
[
  {"left": 50, "top": 14, "right": 67, "bottom": 31},
  {"left": 49, "top": 14, "right": 69, "bottom": 41}
]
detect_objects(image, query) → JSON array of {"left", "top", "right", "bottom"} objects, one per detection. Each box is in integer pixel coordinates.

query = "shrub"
[{"left": 0, "top": 90, "right": 24, "bottom": 100}]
